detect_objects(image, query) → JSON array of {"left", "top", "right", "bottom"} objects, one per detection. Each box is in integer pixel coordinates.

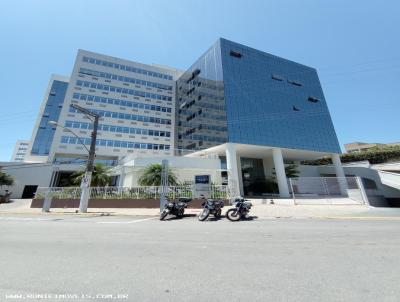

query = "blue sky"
[{"left": 0, "top": 0, "right": 399, "bottom": 161}]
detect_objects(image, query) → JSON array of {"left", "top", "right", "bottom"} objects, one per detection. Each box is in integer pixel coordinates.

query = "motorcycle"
[
  {"left": 226, "top": 197, "right": 252, "bottom": 221},
  {"left": 160, "top": 197, "right": 192, "bottom": 220},
  {"left": 198, "top": 197, "right": 225, "bottom": 221}
]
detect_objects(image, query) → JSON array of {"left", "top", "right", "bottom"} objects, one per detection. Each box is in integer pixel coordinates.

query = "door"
[{"left": 21, "top": 185, "right": 38, "bottom": 199}]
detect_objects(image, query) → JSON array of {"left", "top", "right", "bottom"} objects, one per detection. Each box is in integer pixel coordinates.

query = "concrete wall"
[
  {"left": 1, "top": 164, "right": 54, "bottom": 198},
  {"left": 122, "top": 156, "right": 222, "bottom": 186}
]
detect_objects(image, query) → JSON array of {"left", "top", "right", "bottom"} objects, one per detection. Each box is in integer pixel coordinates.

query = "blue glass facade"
[
  {"left": 31, "top": 80, "right": 68, "bottom": 155},
  {"left": 176, "top": 38, "right": 341, "bottom": 153}
]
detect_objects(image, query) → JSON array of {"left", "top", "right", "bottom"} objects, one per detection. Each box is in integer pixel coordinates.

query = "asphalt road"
[{"left": 0, "top": 214, "right": 399, "bottom": 302}]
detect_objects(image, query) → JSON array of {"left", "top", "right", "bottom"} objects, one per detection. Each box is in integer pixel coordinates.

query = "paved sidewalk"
[{"left": 2, "top": 199, "right": 400, "bottom": 219}]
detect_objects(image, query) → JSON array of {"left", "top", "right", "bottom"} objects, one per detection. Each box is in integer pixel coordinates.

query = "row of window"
[
  {"left": 69, "top": 108, "right": 171, "bottom": 125},
  {"left": 178, "top": 121, "right": 228, "bottom": 132},
  {"left": 61, "top": 136, "right": 171, "bottom": 150},
  {"left": 65, "top": 120, "right": 171, "bottom": 137},
  {"left": 76, "top": 80, "right": 173, "bottom": 102},
  {"left": 79, "top": 68, "right": 173, "bottom": 91},
  {"left": 72, "top": 93, "right": 172, "bottom": 113},
  {"left": 53, "top": 157, "right": 118, "bottom": 166},
  {"left": 179, "top": 134, "right": 227, "bottom": 143},
  {"left": 82, "top": 56, "right": 173, "bottom": 80},
  {"left": 180, "top": 109, "right": 225, "bottom": 121},
  {"left": 178, "top": 86, "right": 224, "bottom": 101},
  {"left": 179, "top": 97, "right": 225, "bottom": 111}
]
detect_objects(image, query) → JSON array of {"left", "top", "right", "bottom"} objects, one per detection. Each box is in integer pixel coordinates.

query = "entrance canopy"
[{"left": 186, "top": 143, "right": 334, "bottom": 162}]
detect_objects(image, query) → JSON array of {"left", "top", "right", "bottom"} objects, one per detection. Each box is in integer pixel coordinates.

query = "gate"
[{"left": 289, "top": 177, "right": 367, "bottom": 205}]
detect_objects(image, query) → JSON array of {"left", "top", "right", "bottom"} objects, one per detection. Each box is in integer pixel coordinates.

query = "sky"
[{"left": 0, "top": 0, "right": 399, "bottom": 161}]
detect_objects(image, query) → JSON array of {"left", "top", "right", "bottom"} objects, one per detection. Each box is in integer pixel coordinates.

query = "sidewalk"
[{"left": 2, "top": 199, "right": 400, "bottom": 219}]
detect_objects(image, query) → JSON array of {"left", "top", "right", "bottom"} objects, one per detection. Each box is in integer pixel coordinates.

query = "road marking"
[
  {"left": 318, "top": 216, "right": 400, "bottom": 221},
  {"left": 0, "top": 217, "right": 63, "bottom": 222},
  {"left": 96, "top": 217, "right": 157, "bottom": 224}
]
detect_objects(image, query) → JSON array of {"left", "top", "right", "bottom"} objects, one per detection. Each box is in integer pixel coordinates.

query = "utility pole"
[
  {"left": 160, "top": 160, "right": 169, "bottom": 212},
  {"left": 70, "top": 104, "right": 100, "bottom": 213}
]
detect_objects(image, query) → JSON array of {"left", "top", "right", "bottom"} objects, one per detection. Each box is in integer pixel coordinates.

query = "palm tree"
[
  {"left": 138, "top": 164, "right": 178, "bottom": 186},
  {"left": 72, "top": 163, "right": 112, "bottom": 187}
]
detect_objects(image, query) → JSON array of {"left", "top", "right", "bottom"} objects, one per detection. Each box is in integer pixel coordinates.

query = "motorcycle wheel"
[
  {"left": 177, "top": 208, "right": 184, "bottom": 218},
  {"left": 160, "top": 210, "right": 168, "bottom": 221},
  {"left": 214, "top": 209, "right": 222, "bottom": 218},
  {"left": 198, "top": 208, "right": 210, "bottom": 221},
  {"left": 226, "top": 209, "right": 241, "bottom": 221}
]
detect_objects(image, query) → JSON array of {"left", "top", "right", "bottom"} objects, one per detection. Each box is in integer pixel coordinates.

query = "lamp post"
[{"left": 50, "top": 104, "right": 99, "bottom": 213}]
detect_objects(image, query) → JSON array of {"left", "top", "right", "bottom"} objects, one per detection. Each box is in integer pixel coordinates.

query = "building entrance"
[{"left": 241, "top": 158, "right": 277, "bottom": 196}]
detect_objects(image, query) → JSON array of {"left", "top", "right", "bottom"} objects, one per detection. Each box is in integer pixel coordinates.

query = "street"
[{"left": 0, "top": 215, "right": 399, "bottom": 302}]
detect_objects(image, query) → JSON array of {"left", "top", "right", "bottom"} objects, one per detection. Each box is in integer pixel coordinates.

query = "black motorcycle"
[
  {"left": 226, "top": 197, "right": 252, "bottom": 221},
  {"left": 198, "top": 197, "right": 224, "bottom": 221},
  {"left": 160, "top": 197, "right": 192, "bottom": 220}
]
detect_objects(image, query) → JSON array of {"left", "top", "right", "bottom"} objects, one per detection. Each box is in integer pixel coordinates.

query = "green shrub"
[{"left": 303, "top": 146, "right": 400, "bottom": 165}]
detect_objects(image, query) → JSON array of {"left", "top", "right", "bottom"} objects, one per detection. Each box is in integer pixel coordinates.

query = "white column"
[
  {"left": 272, "top": 148, "right": 290, "bottom": 198},
  {"left": 118, "top": 166, "right": 125, "bottom": 187},
  {"left": 332, "top": 154, "right": 348, "bottom": 196},
  {"left": 332, "top": 154, "right": 345, "bottom": 178},
  {"left": 236, "top": 155, "right": 244, "bottom": 196},
  {"left": 226, "top": 143, "right": 241, "bottom": 198}
]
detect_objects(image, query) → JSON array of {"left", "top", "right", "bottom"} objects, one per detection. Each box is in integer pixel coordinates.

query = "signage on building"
[{"left": 194, "top": 175, "right": 211, "bottom": 198}]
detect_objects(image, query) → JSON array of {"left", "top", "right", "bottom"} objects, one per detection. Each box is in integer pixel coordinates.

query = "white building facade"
[{"left": 48, "top": 50, "right": 181, "bottom": 165}]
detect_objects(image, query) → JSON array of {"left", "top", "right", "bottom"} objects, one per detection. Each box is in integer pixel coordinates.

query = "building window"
[
  {"left": 271, "top": 74, "right": 283, "bottom": 81},
  {"left": 288, "top": 80, "right": 302, "bottom": 87},
  {"left": 230, "top": 50, "right": 242, "bottom": 58},
  {"left": 308, "top": 96, "right": 320, "bottom": 103}
]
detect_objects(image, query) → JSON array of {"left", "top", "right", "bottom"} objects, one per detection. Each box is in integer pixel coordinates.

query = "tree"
[
  {"left": 72, "top": 163, "right": 112, "bottom": 187},
  {"left": 0, "top": 171, "right": 14, "bottom": 187},
  {"left": 272, "top": 164, "right": 299, "bottom": 180},
  {"left": 138, "top": 164, "right": 179, "bottom": 186},
  {"left": 303, "top": 145, "right": 400, "bottom": 166}
]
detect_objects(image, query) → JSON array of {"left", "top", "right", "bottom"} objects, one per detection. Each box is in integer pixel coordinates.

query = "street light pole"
[{"left": 70, "top": 104, "right": 100, "bottom": 213}]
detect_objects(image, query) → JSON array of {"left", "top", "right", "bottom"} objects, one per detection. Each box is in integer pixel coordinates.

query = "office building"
[
  {"left": 48, "top": 50, "right": 181, "bottom": 166},
  {"left": 175, "top": 38, "right": 343, "bottom": 197},
  {"left": 7, "top": 39, "right": 365, "bottom": 200}
]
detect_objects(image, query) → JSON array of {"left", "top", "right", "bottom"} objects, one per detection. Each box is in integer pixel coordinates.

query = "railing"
[
  {"left": 34, "top": 187, "right": 83, "bottom": 199},
  {"left": 34, "top": 185, "right": 230, "bottom": 200}
]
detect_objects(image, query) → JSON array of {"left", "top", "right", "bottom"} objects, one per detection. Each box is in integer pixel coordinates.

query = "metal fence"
[
  {"left": 289, "top": 177, "right": 367, "bottom": 205},
  {"left": 35, "top": 184, "right": 230, "bottom": 200}
]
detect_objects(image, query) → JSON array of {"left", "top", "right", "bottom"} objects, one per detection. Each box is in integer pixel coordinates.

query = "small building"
[{"left": 112, "top": 153, "right": 223, "bottom": 187}]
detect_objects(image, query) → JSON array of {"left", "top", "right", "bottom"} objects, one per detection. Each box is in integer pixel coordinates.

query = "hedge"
[{"left": 303, "top": 146, "right": 400, "bottom": 166}]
